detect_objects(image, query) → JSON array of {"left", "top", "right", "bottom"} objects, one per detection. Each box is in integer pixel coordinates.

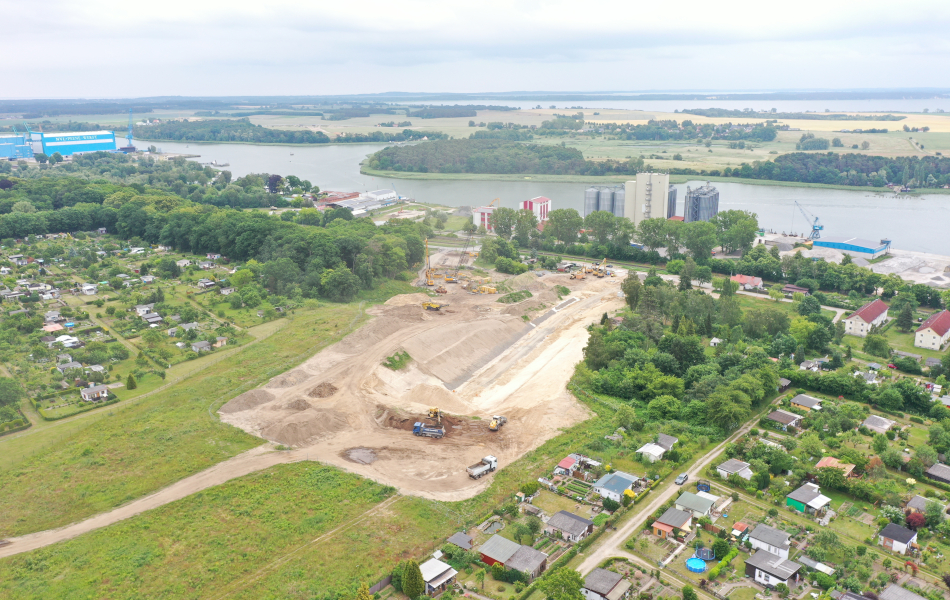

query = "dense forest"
[
  {"left": 680, "top": 108, "right": 906, "bottom": 121},
  {"left": 134, "top": 119, "right": 446, "bottom": 144},
  {"left": 714, "top": 152, "right": 950, "bottom": 187}
]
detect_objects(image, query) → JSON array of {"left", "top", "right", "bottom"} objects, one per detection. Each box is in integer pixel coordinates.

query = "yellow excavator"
[
  {"left": 428, "top": 407, "right": 442, "bottom": 424},
  {"left": 594, "top": 257, "right": 607, "bottom": 278},
  {"left": 424, "top": 238, "right": 434, "bottom": 286}
]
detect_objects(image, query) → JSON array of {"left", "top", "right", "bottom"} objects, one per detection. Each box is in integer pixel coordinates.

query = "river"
[{"left": 134, "top": 138, "right": 949, "bottom": 254}]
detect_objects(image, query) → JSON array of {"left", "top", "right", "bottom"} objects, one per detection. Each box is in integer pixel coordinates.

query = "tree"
[
  {"left": 768, "top": 284, "right": 784, "bottom": 302},
  {"left": 682, "top": 586, "right": 698, "bottom": 600},
  {"left": 539, "top": 567, "right": 584, "bottom": 600},
  {"left": 905, "top": 512, "right": 926, "bottom": 530},
  {"left": 402, "top": 559, "right": 424, "bottom": 599},
  {"left": 711, "top": 539, "right": 730, "bottom": 559},
  {"left": 34, "top": 153, "right": 48, "bottom": 164},
  {"left": 896, "top": 304, "right": 914, "bottom": 333},
  {"left": 621, "top": 274, "right": 642, "bottom": 311},
  {"left": 816, "top": 466, "right": 846, "bottom": 490},
  {"left": 682, "top": 221, "right": 718, "bottom": 261},
  {"left": 491, "top": 207, "right": 518, "bottom": 239},
  {"left": 142, "top": 328, "right": 165, "bottom": 348},
  {"left": 798, "top": 295, "right": 822, "bottom": 317},
  {"left": 475, "top": 569, "right": 486, "bottom": 590},
  {"left": 126, "top": 374, "right": 137, "bottom": 390},
  {"left": 872, "top": 434, "right": 889, "bottom": 454},
  {"left": 356, "top": 582, "right": 372, "bottom": 600},
  {"left": 647, "top": 395, "right": 682, "bottom": 420},
  {"left": 49, "top": 152, "right": 63, "bottom": 165},
  {"left": 602, "top": 497, "right": 621, "bottom": 512},
  {"left": 706, "top": 388, "right": 751, "bottom": 430},
  {"left": 863, "top": 334, "right": 891, "bottom": 358},
  {"left": 546, "top": 209, "right": 583, "bottom": 244},
  {"left": 0, "top": 377, "right": 23, "bottom": 407}
]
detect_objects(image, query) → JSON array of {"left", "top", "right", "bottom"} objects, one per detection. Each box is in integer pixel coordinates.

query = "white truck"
[{"left": 467, "top": 455, "right": 498, "bottom": 479}]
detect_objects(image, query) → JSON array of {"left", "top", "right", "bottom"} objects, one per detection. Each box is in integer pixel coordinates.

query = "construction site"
[{"left": 219, "top": 247, "right": 625, "bottom": 501}]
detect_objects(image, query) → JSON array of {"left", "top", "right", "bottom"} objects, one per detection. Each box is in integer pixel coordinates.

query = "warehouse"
[
  {"left": 31, "top": 131, "right": 117, "bottom": 156},
  {"left": 813, "top": 236, "right": 891, "bottom": 259},
  {"left": 0, "top": 134, "right": 35, "bottom": 160}
]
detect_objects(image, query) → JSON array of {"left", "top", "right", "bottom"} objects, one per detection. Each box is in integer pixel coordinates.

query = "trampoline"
[
  {"left": 694, "top": 547, "right": 715, "bottom": 560},
  {"left": 686, "top": 557, "right": 707, "bottom": 573},
  {"left": 65, "top": 322, "right": 75, "bottom": 327}
]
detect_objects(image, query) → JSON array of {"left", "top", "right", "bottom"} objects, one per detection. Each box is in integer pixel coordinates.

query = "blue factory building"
[
  {"left": 813, "top": 236, "right": 891, "bottom": 258},
  {"left": 0, "top": 134, "right": 35, "bottom": 160},
  {"left": 31, "top": 131, "right": 117, "bottom": 156}
]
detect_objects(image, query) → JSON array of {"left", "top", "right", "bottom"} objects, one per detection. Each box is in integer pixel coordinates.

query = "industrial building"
[
  {"left": 684, "top": 183, "right": 719, "bottom": 223},
  {"left": 520, "top": 196, "right": 551, "bottom": 222},
  {"left": 622, "top": 173, "right": 676, "bottom": 226},
  {"left": 472, "top": 205, "right": 495, "bottom": 232},
  {"left": 30, "top": 131, "right": 117, "bottom": 156},
  {"left": 813, "top": 236, "right": 891, "bottom": 259},
  {"left": 0, "top": 134, "right": 35, "bottom": 160},
  {"left": 583, "top": 186, "right": 625, "bottom": 218}
]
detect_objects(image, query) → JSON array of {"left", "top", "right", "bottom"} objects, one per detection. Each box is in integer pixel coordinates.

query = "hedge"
[{"left": 38, "top": 396, "right": 120, "bottom": 421}]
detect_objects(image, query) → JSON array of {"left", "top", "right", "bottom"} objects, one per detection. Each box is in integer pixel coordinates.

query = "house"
[
  {"left": 879, "top": 585, "right": 927, "bottom": 600},
  {"left": 176, "top": 259, "right": 191, "bottom": 268},
  {"left": 915, "top": 310, "right": 950, "bottom": 350},
  {"left": 479, "top": 534, "right": 519, "bottom": 566},
  {"left": 786, "top": 483, "right": 831, "bottom": 514},
  {"left": 862, "top": 415, "right": 896, "bottom": 435},
  {"left": 854, "top": 371, "right": 879, "bottom": 385},
  {"left": 44, "top": 310, "right": 62, "bottom": 323},
  {"left": 790, "top": 394, "right": 822, "bottom": 412},
  {"left": 197, "top": 279, "right": 216, "bottom": 289},
  {"left": 744, "top": 550, "right": 802, "bottom": 588},
  {"left": 767, "top": 410, "right": 802, "bottom": 431},
  {"left": 504, "top": 545, "right": 548, "bottom": 580},
  {"left": 419, "top": 558, "right": 457, "bottom": 596},
  {"left": 554, "top": 456, "right": 579, "bottom": 477},
  {"left": 778, "top": 378, "right": 791, "bottom": 392},
  {"left": 87, "top": 365, "right": 105, "bottom": 374},
  {"left": 878, "top": 523, "right": 918, "bottom": 555},
  {"left": 180, "top": 322, "right": 199, "bottom": 331},
  {"left": 635, "top": 443, "right": 667, "bottom": 463},
  {"left": 731, "top": 274, "right": 764, "bottom": 290},
  {"left": 710, "top": 337, "right": 723, "bottom": 347},
  {"left": 80, "top": 384, "right": 109, "bottom": 402},
  {"left": 799, "top": 360, "right": 820, "bottom": 371},
  {"left": 593, "top": 472, "right": 639, "bottom": 503},
  {"left": 192, "top": 341, "right": 212, "bottom": 352},
  {"left": 545, "top": 510, "right": 594, "bottom": 542},
  {"left": 140, "top": 275, "right": 156, "bottom": 284},
  {"left": 656, "top": 433, "right": 678, "bottom": 451},
  {"left": 446, "top": 532, "right": 473, "bottom": 551},
  {"left": 214, "top": 337, "right": 227, "bottom": 348},
  {"left": 843, "top": 299, "right": 889, "bottom": 338},
  {"left": 206, "top": 253, "right": 222, "bottom": 260},
  {"left": 905, "top": 495, "right": 942, "bottom": 515},
  {"left": 134, "top": 303, "right": 155, "bottom": 316},
  {"left": 749, "top": 524, "right": 792, "bottom": 559},
  {"left": 97, "top": 227, "right": 107, "bottom": 234},
  {"left": 582, "top": 568, "right": 632, "bottom": 600},
  {"left": 220, "top": 287, "right": 236, "bottom": 296},
  {"left": 81, "top": 283, "right": 98, "bottom": 295},
  {"left": 783, "top": 284, "right": 810, "bottom": 295},
  {"left": 56, "top": 361, "right": 82, "bottom": 374},
  {"left": 675, "top": 492, "right": 716, "bottom": 518},
  {"left": 925, "top": 463, "right": 950, "bottom": 485},
  {"left": 198, "top": 261, "right": 215, "bottom": 270},
  {"left": 0, "top": 267, "right": 11, "bottom": 275},
  {"left": 717, "top": 458, "right": 753, "bottom": 481},
  {"left": 651, "top": 507, "right": 692, "bottom": 539},
  {"left": 867, "top": 362, "right": 882, "bottom": 371},
  {"left": 926, "top": 357, "right": 942, "bottom": 369},
  {"left": 814, "top": 456, "right": 856, "bottom": 478}
]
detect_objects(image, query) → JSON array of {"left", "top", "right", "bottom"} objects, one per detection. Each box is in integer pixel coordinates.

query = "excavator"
[
  {"left": 424, "top": 238, "right": 434, "bottom": 286},
  {"left": 489, "top": 415, "right": 507, "bottom": 431},
  {"left": 594, "top": 257, "right": 608, "bottom": 278},
  {"left": 428, "top": 407, "right": 442, "bottom": 425}
]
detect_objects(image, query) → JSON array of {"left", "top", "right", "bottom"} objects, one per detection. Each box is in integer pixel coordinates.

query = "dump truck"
[
  {"left": 488, "top": 415, "right": 507, "bottom": 431},
  {"left": 467, "top": 455, "right": 498, "bottom": 479},
  {"left": 413, "top": 422, "right": 445, "bottom": 438}
]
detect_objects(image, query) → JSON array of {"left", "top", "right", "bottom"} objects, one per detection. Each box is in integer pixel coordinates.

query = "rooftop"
[
  {"left": 656, "top": 433, "right": 678, "bottom": 451},
  {"left": 788, "top": 483, "right": 831, "bottom": 508},
  {"left": 584, "top": 568, "right": 623, "bottom": 596},
  {"left": 878, "top": 523, "right": 917, "bottom": 545},
  {"left": 675, "top": 491, "right": 715, "bottom": 514},
  {"left": 917, "top": 310, "right": 950, "bottom": 337},
  {"left": 791, "top": 394, "right": 822, "bottom": 408},
  {"left": 879, "top": 585, "right": 927, "bottom": 600},
  {"left": 655, "top": 507, "right": 692, "bottom": 529},
  {"left": 768, "top": 410, "right": 800, "bottom": 425},
  {"left": 717, "top": 458, "right": 751, "bottom": 474},
  {"left": 749, "top": 524, "right": 791, "bottom": 550},
  {"left": 447, "top": 531, "right": 473, "bottom": 550},
  {"left": 419, "top": 557, "right": 457, "bottom": 585},
  {"left": 505, "top": 545, "right": 547, "bottom": 573},
  {"left": 547, "top": 510, "right": 593, "bottom": 536},
  {"left": 847, "top": 299, "right": 889, "bottom": 324},
  {"left": 479, "top": 534, "right": 520, "bottom": 563},
  {"left": 926, "top": 463, "right": 950, "bottom": 481},
  {"left": 863, "top": 415, "right": 895, "bottom": 430},
  {"left": 745, "top": 549, "right": 802, "bottom": 580}
]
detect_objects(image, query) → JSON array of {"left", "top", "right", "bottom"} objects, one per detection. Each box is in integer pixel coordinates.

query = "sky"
[{"left": 3, "top": 0, "right": 950, "bottom": 98}]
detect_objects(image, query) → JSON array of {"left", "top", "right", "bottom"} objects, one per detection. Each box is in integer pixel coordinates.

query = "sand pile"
[
  {"left": 260, "top": 408, "right": 347, "bottom": 446},
  {"left": 219, "top": 390, "right": 275, "bottom": 414},
  {"left": 308, "top": 382, "right": 338, "bottom": 398},
  {"left": 267, "top": 368, "right": 312, "bottom": 389},
  {"left": 384, "top": 293, "right": 431, "bottom": 307},
  {"left": 284, "top": 398, "right": 312, "bottom": 411}
]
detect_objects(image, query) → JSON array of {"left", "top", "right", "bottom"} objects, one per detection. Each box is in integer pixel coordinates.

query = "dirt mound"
[
  {"left": 267, "top": 368, "right": 311, "bottom": 389},
  {"left": 384, "top": 293, "right": 432, "bottom": 306},
  {"left": 260, "top": 408, "right": 347, "bottom": 446},
  {"left": 284, "top": 398, "right": 312, "bottom": 411},
  {"left": 219, "top": 389, "right": 275, "bottom": 414},
  {"left": 308, "top": 382, "right": 338, "bottom": 398}
]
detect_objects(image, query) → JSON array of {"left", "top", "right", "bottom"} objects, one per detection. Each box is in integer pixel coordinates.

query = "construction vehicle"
[
  {"left": 445, "top": 231, "right": 476, "bottom": 284},
  {"left": 594, "top": 257, "right": 608, "bottom": 278},
  {"left": 476, "top": 285, "right": 497, "bottom": 294},
  {"left": 413, "top": 422, "right": 445, "bottom": 439},
  {"left": 422, "top": 301, "right": 444, "bottom": 311},
  {"left": 424, "top": 238, "right": 435, "bottom": 286},
  {"left": 467, "top": 455, "right": 498, "bottom": 479},
  {"left": 435, "top": 286, "right": 447, "bottom": 294},
  {"left": 488, "top": 415, "right": 507, "bottom": 431},
  {"left": 428, "top": 407, "right": 442, "bottom": 424},
  {"left": 570, "top": 271, "right": 586, "bottom": 280}
]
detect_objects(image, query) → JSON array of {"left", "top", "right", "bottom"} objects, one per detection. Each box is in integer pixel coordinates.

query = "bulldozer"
[
  {"left": 428, "top": 407, "right": 442, "bottom": 424},
  {"left": 422, "top": 301, "right": 444, "bottom": 311},
  {"left": 489, "top": 415, "right": 507, "bottom": 431}
]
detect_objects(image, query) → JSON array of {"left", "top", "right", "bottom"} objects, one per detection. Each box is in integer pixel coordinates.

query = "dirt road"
[
  {"left": 0, "top": 445, "right": 302, "bottom": 559},
  {"left": 575, "top": 416, "right": 759, "bottom": 575}
]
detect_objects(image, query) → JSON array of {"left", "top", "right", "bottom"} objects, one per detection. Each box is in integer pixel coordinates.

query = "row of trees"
[{"left": 136, "top": 119, "right": 446, "bottom": 144}]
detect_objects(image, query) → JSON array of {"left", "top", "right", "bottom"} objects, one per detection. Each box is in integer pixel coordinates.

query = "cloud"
[{"left": 2, "top": 0, "right": 950, "bottom": 96}]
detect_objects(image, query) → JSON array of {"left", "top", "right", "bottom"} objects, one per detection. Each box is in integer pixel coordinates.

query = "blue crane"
[
  {"left": 794, "top": 201, "right": 823, "bottom": 240},
  {"left": 125, "top": 109, "right": 135, "bottom": 150}
]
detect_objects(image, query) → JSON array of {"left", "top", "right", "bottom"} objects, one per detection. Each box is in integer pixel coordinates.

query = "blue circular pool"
[{"left": 686, "top": 557, "right": 706, "bottom": 573}]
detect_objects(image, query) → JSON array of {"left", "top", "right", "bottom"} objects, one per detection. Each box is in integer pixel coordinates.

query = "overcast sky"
[{"left": 4, "top": 0, "right": 950, "bottom": 98}]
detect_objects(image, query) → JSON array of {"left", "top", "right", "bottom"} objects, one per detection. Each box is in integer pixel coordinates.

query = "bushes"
[{"left": 495, "top": 257, "right": 529, "bottom": 275}]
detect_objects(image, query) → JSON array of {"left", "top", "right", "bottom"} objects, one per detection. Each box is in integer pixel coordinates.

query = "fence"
[{"left": 369, "top": 575, "right": 392, "bottom": 594}]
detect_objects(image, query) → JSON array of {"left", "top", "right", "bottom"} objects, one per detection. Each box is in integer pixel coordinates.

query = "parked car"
[
  {"left": 888, "top": 363, "right": 897, "bottom": 369},
  {"left": 675, "top": 473, "right": 689, "bottom": 485}
]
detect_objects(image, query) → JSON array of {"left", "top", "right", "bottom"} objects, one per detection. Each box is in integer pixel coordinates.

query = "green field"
[{"left": 0, "top": 302, "right": 369, "bottom": 537}]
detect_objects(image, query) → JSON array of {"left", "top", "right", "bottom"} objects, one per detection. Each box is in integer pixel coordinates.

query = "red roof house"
[
  {"left": 915, "top": 310, "right": 950, "bottom": 351},
  {"left": 730, "top": 274, "right": 764, "bottom": 290},
  {"left": 844, "top": 299, "right": 889, "bottom": 338},
  {"left": 554, "top": 456, "right": 577, "bottom": 476}
]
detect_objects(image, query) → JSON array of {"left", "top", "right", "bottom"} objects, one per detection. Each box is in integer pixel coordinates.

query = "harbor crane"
[
  {"left": 794, "top": 201, "right": 823, "bottom": 240},
  {"left": 120, "top": 108, "right": 136, "bottom": 152}
]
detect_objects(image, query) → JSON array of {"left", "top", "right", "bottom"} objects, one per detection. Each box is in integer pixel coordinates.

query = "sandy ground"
[{"left": 218, "top": 263, "right": 623, "bottom": 501}]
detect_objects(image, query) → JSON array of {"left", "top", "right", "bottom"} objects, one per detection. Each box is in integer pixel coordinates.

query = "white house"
[
  {"left": 592, "top": 472, "right": 639, "bottom": 503},
  {"left": 134, "top": 303, "right": 154, "bottom": 316},
  {"left": 749, "top": 524, "right": 792, "bottom": 559},
  {"left": 582, "top": 568, "right": 632, "bottom": 600},
  {"left": 717, "top": 458, "right": 753, "bottom": 481},
  {"left": 878, "top": 523, "right": 917, "bottom": 555},
  {"left": 419, "top": 558, "right": 457, "bottom": 596},
  {"left": 744, "top": 550, "right": 801, "bottom": 588},
  {"left": 635, "top": 443, "right": 666, "bottom": 463},
  {"left": 915, "top": 310, "right": 950, "bottom": 350},
  {"left": 80, "top": 384, "right": 109, "bottom": 402},
  {"left": 674, "top": 492, "right": 716, "bottom": 518},
  {"left": 81, "top": 283, "right": 98, "bottom": 295},
  {"left": 843, "top": 299, "right": 889, "bottom": 338}
]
